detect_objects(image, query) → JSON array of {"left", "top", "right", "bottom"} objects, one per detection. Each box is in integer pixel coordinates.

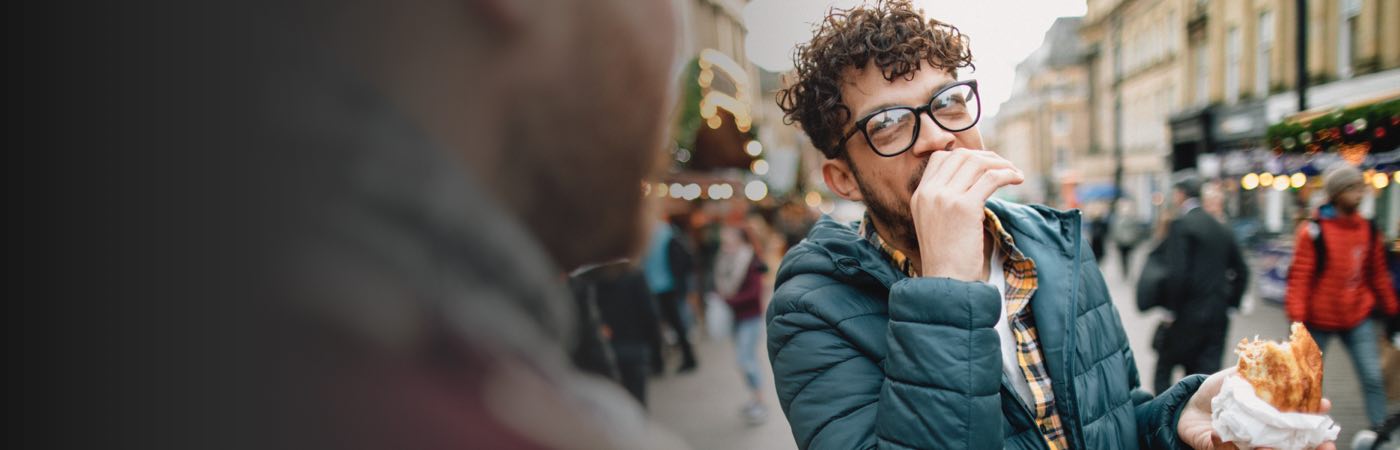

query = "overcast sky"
[{"left": 743, "top": 0, "right": 1088, "bottom": 120}]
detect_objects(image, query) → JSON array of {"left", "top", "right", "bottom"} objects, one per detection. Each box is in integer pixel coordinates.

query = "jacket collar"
[{"left": 778, "top": 199, "right": 1082, "bottom": 290}]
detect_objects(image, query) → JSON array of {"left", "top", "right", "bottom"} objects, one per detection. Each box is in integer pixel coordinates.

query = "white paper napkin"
[{"left": 1210, "top": 375, "right": 1340, "bottom": 450}]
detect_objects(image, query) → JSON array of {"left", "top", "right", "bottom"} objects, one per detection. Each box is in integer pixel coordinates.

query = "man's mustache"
[{"left": 908, "top": 158, "right": 929, "bottom": 194}]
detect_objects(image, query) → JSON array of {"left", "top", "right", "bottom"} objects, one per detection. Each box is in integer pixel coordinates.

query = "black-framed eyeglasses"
[{"left": 839, "top": 79, "right": 981, "bottom": 157}]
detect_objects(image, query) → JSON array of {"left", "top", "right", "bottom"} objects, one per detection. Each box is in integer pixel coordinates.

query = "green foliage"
[{"left": 1266, "top": 97, "right": 1400, "bottom": 153}]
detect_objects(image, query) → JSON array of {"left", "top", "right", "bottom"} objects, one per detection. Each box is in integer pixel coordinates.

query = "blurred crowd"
[{"left": 567, "top": 198, "right": 817, "bottom": 426}]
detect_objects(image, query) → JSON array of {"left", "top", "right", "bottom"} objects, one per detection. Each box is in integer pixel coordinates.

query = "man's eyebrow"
[{"left": 852, "top": 80, "right": 956, "bottom": 120}]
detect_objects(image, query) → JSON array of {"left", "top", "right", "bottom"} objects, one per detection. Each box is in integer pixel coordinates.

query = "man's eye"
[
  {"left": 935, "top": 95, "right": 966, "bottom": 109},
  {"left": 870, "top": 114, "right": 898, "bottom": 132}
]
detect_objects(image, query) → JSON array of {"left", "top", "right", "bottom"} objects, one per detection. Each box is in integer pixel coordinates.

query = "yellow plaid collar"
[{"left": 858, "top": 208, "right": 1026, "bottom": 277}]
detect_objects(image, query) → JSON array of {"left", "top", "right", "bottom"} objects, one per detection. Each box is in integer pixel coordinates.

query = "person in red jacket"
[{"left": 1286, "top": 163, "right": 1399, "bottom": 430}]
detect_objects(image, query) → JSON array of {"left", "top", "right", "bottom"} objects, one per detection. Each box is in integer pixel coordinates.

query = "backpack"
[{"left": 1304, "top": 218, "right": 1378, "bottom": 276}]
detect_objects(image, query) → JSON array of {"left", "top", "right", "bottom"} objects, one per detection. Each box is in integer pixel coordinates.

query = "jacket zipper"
[
  {"left": 1060, "top": 210, "right": 1084, "bottom": 449},
  {"left": 1003, "top": 382, "right": 1052, "bottom": 450}
]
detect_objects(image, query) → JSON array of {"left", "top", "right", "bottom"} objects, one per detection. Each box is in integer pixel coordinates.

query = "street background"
[{"left": 642, "top": 0, "right": 1400, "bottom": 448}]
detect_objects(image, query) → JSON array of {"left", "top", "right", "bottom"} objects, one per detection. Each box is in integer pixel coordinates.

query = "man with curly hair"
[{"left": 765, "top": 1, "right": 1335, "bottom": 449}]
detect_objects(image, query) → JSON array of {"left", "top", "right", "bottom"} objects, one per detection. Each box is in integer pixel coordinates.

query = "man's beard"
[{"left": 848, "top": 157, "right": 927, "bottom": 254}]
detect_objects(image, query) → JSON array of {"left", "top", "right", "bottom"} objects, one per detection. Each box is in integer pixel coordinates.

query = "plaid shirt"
[{"left": 859, "top": 209, "right": 1069, "bottom": 449}]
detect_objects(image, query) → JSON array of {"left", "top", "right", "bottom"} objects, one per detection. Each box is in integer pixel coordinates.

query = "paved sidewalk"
[{"left": 649, "top": 323, "right": 796, "bottom": 449}]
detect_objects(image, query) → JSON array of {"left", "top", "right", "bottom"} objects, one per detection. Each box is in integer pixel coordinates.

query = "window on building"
[
  {"left": 1149, "top": 20, "right": 1157, "bottom": 62},
  {"left": 1053, "top": 112, "right": 1070, "bottom": 136},
  {"left": 1168, "top": 11, "right": 1178, "bottom": 53},
  {"left": 1113, "top": 38, "right": 1123, "bottom": 79},
  {"left": 1256, "top": 10, "right": 1273, "bottom": 97},
  {"left": 1339, "top": 0, "right": 1361, "bottom": 79},
  {"left": 1225, "top": 26, "right": 1240, "bottom": 103},
  {"left": 1195, "top": 42, "right": 1209, "bottom": 105}
]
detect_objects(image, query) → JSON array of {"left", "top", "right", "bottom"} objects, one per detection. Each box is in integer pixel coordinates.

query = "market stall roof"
[{"left": 1284, "top": 89, "right": 1400, "bottom": 124}]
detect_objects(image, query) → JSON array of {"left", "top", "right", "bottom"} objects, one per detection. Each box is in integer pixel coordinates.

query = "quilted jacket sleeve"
[
  {"left": 1284, "top": 224, "right": 1316, "bottom": 323},
  {"left": 1126, "top": 343, "right": 1206, "bottom": 450},
  {"left": 768, "top": 276, "right": 1003, "bottom": 449}
]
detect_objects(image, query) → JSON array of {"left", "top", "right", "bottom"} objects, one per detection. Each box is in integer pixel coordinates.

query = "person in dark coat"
[
  {"left": 642, "top": 219, "right": 699, "bottom": 374},
  {"left": 1089, "top": 211, "right": 1110, "bottom": 263},
  {"left": 571, "top": 260, "right": 664, "bottom": 406},
  {"left": 569, "top": 269, "right": 620, "bottom": 381},
  {"left": 1148, "top": 170, "right": 1249, "bottom": 394}
]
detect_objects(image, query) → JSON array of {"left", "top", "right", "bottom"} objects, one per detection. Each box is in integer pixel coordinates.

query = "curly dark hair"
[{"left": 777, "top": 0, "right": 974, "bottom": 159}]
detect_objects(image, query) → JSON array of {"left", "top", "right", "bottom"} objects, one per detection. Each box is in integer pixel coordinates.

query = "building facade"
[
  {"left": 1080, "top": 0, "right": 1189, "bottom": 222},
  {"left": 990, "top": 17, "right": 1092, "bottom": 208},
  {"left": 1079, "top": 0, "right": 1399, "bottom": 234}
]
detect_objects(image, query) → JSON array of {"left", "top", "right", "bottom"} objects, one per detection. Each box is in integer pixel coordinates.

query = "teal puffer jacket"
[{"left": 766, "top": 199, "right": 1205, "bottom": 449}]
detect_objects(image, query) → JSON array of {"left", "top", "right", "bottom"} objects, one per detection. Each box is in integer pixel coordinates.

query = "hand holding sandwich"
[{"left": 1177, "top": 323, "right": 1339, "bottom": 450}]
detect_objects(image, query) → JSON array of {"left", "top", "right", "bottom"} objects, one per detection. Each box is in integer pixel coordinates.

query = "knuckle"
[{"left": 931, "top": 191, "right": 956, "bottom": 208}]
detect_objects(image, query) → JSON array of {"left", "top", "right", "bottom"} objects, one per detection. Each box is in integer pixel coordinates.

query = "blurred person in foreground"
[
  {"left": 272, "top": 0, "right": 688, "bottom": 448},
  {"left": 763, "top": 1, "right": 1329, "bottom": 449},
  {"left": 31, "top": 0, "right": 693, "bottom": 448},
  {"left": 1285, "top": 164, "right": 1398, "bottom": 434},
  {"left": 1143, "top": 170, "right": 1249, "bottom": 395}
]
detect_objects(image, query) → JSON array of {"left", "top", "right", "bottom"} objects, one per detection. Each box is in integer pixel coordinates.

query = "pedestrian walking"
[
  {"left": 1141, "top": 170, "right": 1250, "bottom": 394},
  {"left": 1286, "top": 163, "right": 1399, "bottom": 435},
  {"left": 714, "top": 226, "right": 769, "bottom": 426},
  {"left": 1111, "top": 198, "right": 1147, "bottom": 278},
  {"left": 644, "top": 217, "right": 699, "bottom": 374}
]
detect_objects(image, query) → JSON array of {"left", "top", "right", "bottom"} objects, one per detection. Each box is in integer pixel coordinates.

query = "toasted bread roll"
[{"left": 1235, "top": 322, "right": 1324, "bottom": 413}]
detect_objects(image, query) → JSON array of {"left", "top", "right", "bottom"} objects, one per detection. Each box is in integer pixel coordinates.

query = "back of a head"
[
  {"left": 1172, "top": 169, "right": 1203, "bottom": 199},
  {"left": 327, "top": 0, "right": 682, "bottom": 271}
]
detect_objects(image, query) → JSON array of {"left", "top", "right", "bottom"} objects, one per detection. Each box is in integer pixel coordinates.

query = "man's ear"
[{"left": 821, "top": 158, "right": 864, "bottom": 203}]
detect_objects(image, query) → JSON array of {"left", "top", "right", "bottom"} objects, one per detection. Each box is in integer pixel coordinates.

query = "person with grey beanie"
[
  {"left": 1286, "top": 163, "right": 1398, "bottom": 436},
  {"left": 1322, "top": 164, "right": 1367, "bottom": 200}
]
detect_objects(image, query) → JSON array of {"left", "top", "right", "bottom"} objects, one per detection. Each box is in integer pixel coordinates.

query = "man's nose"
[{"left": 907, "top": 112, "right": 955, "bottom": 157}]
